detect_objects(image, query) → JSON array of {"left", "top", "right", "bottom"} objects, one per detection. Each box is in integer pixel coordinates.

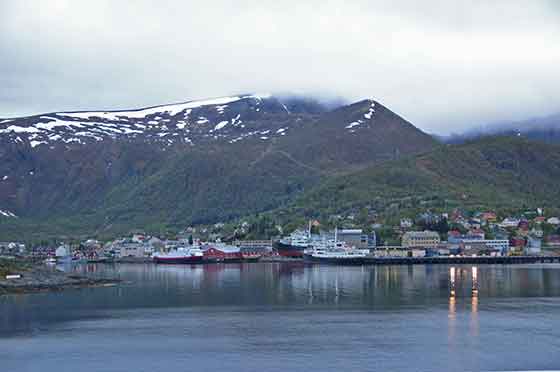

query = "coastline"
[{"left": 0, "top": 263, "right": 120, "bottom": 296}]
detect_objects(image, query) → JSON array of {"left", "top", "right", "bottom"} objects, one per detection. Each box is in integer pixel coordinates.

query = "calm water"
[{"left": 1, "top": 263, "right": 560, "bottom": 372}]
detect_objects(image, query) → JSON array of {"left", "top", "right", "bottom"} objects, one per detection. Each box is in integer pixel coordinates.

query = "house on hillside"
[
  {"left": 500, "top": 217, "right": 521, "bottom": 228},
  {"left": 530, "top": 228, "right": 544, "bottom": 238},
  {"left": 546, "top": 235, "right": 560, "bottom": 247},
  {"left": 517, "top": 220, "right": 530, "bottom": 231},
  {"left": 131, "top": 234, "right": 146, "bottom": 243},
  {"left": 534, "top": 216, "right": 546, "bottom": 224},
  {"left": 400, "top": 218, "right": 413, "bottom": 229},
  {"left": 480, "top": 212, "right": 497, "bottom": 223}
]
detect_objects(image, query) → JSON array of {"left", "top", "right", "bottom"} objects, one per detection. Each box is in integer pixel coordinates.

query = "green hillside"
[{"left": 276, "top": 136, "right": 560, "bottom": 222}]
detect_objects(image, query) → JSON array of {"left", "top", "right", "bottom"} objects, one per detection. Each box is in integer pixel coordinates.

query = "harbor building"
[
  {"left": 334, "top": 229, "right": 376, "bottom": 249},
  {"left": 460, "top": 239, "right": 509, "bottom": 254},
  {"left": 402, "top": 231, "right": 441, "bottom": 248}
]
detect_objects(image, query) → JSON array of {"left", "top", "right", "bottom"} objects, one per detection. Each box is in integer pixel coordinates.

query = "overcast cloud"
[{"left": 1, "top": 0, "right": 559, "bottom": 134}]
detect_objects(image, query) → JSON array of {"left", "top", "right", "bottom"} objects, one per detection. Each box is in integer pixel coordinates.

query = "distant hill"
[
  {"left": 0, "top": 94, "right": 437, "bottom": 240},
  {"left": 278, "top": 136, "right": 560, "bottom": 222},
  {"left": 444, "top": 113, "right": 560, "bottom": 144}
]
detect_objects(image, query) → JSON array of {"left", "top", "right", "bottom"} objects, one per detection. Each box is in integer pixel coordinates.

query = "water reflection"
[
  {"left": 2, "top": 263, "right": 560, "bottom": 338},
  {"left": 450, "top": 266, "right": 457, "bottom": 298},
  {"left": 471, "top": 267, "right": 479, "bottom": 337},
  {"left": 448, "top": 266, "right": 480, "bottom": 340},
  {"left": 2, "top": 263, "right": 560, "bottom": 372},
  {"left": 447, "top": 266, "right": 480, "bottom": 298}
]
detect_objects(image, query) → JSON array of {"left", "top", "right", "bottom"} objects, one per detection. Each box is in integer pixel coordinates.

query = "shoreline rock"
[{"left": 0, "top": 265, "right": 120, "bottom": 296}]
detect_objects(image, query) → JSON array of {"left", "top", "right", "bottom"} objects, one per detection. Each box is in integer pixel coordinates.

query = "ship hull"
[
  {"left": 203, "top": 257, "right": 242, "bottom": 263},
  {"left": 274, "top": 241, "right": 307, "bottom": 258},
  {"left": 203, "top": 256, "right": 261, "bottom": 263},
  {"left": 303, "top": 254, "right": 365, "bottom": 265},
  {"left": 153, "top": 256, "right": 204, "bottom": 264}
]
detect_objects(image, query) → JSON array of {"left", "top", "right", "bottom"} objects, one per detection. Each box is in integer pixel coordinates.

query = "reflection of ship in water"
[{"left": 276, "top": 262, "right": 306, "bottom": 277}]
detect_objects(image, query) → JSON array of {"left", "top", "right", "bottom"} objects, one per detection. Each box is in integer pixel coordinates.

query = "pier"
[{"left": 360, "top": 255, "right": 560, "bottom": 265}]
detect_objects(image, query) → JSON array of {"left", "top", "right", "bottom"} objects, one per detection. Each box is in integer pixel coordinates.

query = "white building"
[
  {"left": 525, "top": 237, "right": 542, "bottom": 255},
  {"left": 117, "top": 243, "right": 146, "bottom": 258},
  {"left": 400, "top": 218, "right": 413, "bottom": 229},
  {"left": 55, "top": 245, "right": 71, "bottom": 258},
  {"left": 461, "top": 239, "right": 509, "bottom": 253},
  {"left": 500, "top": 218, "right": 520, "bottom": 228}
]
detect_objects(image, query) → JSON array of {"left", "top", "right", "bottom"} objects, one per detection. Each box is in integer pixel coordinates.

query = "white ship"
[
  {"left": 152, "top": 247, "right": 204, "bottom": 264},
  {"left": 304, "top": 229, "right": 369, "bottom": 264}
]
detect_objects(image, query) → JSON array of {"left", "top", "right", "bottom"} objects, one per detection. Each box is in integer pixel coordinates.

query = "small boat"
[{"left": 153, "top": 247, "right": 204, "bottom": 264}]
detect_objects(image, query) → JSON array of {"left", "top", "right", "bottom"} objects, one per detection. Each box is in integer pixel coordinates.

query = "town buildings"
[
  {"left": 336, "top": 229, "right": 376, "bottom": 249},
  {"left": 402, "top": 231, "right": 441, "bottom": 248},
  {"left": 0, "top": 242, "right": 25, "bottom": 256}
]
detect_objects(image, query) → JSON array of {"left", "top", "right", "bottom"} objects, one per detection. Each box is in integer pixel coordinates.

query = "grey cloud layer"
[{"left": 1, "top": 0, "right": 559, "bottom": 133}]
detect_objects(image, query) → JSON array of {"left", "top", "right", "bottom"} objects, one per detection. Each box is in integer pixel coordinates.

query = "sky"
[{"left": 1, "top": 0, "right": 559, "bottom": 134}]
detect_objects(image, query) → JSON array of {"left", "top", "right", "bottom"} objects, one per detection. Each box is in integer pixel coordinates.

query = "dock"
[{"left": 333, "top": 255, "right": 560, "bottom": 265}]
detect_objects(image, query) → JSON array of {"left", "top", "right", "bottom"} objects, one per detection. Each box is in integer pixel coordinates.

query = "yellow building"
[{"left": 402, "top": 231, "right": 440, "bottom": 248}]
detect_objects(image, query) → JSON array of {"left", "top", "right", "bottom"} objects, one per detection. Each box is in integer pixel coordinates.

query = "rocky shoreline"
[{"left": 0, "top": 264, "right": 120, "bottom": 295}]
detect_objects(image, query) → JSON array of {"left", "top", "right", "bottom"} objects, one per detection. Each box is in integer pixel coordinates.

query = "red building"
[
  {"left": 509, "top": 237, "right": 526, "bottom": 248},
  {"left": 202, "top": 245, "right": 242, "bottom": 261},
  {"left": 517, "top": 220, "right": 530, "bottom": 231}
]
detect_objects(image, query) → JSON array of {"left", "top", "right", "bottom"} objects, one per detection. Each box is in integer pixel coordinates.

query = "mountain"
[
  {"left": 0, "top": 94, "right": 437, "bottom": 240},
  {"left": 444, "top": 112, "right": 560, "bottom": 144},
  {"left": 278, "top": 136, "right": 560, "bottom": 223}
]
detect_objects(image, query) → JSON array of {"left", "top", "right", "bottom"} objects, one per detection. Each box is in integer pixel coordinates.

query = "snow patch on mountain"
[
  {"left": 0, "top": 93, "right": 343, "bottom": 150},
  {"left": 57, "top": 94, "right": 268, "bottom": 121},
  {"left": 214, "top": 121, "right": 229, "bottom": 131},
  {"left": 0, "top": 209, "right": 17, "bottom": 218},
  {"left": 364, "top": 101, "right": 376, "bottom": 120},
  {"left": 0, "top": 125, "right": 40, "bottom": 134},
  {"left": 0, "top": 210, "right": 14, "bottom": 217},
  {"left": 346, "top": 121, "right": 362, "bottom": 129}
]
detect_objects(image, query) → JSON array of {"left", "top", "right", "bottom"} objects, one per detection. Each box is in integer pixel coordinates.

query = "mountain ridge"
[
  {"left": 0, "top": 94, "right": 438, "bottom": 240},
  {"left": 444, "top": 112, "right": 560, "bottom": 144},
  {"left": 276, "top": 135, "right": 560, "bottom": 225}
]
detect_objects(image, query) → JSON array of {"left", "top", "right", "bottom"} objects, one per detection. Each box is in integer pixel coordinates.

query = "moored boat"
[
  {"left": 303, "top": 233, "right": 369, "bottom": 265},
  {"left": 303, "top": 248, "right": 369, "bottom": 264},
  {"left": 153, "top": 247, "right": 204, "bottom": 264},
  {"left": 274, "top": 229, "right": 311, "bottom": 257},
  {"left": 240, "top": 250, "right": 262, "bottom": 262}
]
